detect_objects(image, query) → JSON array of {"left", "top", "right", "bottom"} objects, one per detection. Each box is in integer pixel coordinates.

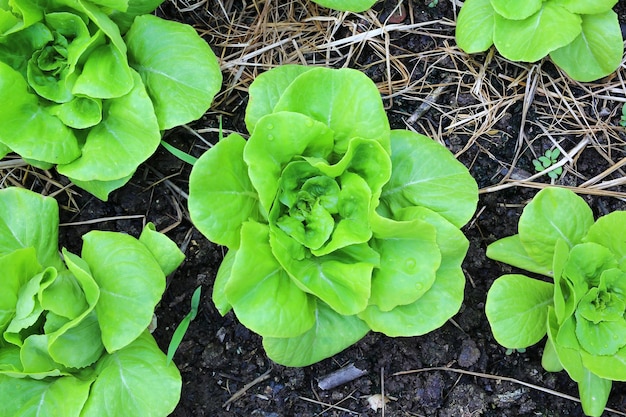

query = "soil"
[{"left": 41, "top": 0, "right": 626, "bottom": 416}]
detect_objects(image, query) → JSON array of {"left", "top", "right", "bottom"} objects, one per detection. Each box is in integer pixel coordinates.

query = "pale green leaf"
[
  {"left": 81, "top": 230, "right": 165, "bottom": 352},
  {"left": 486, "top": 234, "right": 552, "bottom": 276},
  {"left": 0, "top": 374, "right": 92, "bottom": 417},
  {"left": 47, "top": 310, "right": 104, "bottom": 369},
  {"left": 369, "top": 217, "right": 440, "bottom": 311},
  {"left": 493, "top": 2, "right": 581, "bottom": 62},
  {"left": 244, "top": 112, "right": 334, "bottom": 213},
  {"left": 269, "top": 227, "right": 376, "bottom": 316},
  {"left": 550, "top": 11, "right": 623, "bottom": 82},
  {"left": 518, "top": 188, "right": 594, "bottom": 272},
  {"left": 212, "top": 250, "right": 235, "bottom": 315},
  {"left": 490, "top": 0, "right": 541, "bottom": 20},
  {"left": 47, "top": 96, "right": 102, "bottom": 129},
  {"left": 0, "top": 188, "right": 63, "bottom": 270},
  {"left": 584, "top": 211, "right": 626, "bottom": 270},
  {"left": 578, "top": 369, "right": 612, "bottom": 417},
  {"left": 273, "top": 67, "right": 391, "bottom": 154},
  {"left": 0, "top": 62, "right": 80, "bottom": 165},
  {"left": 0, "top": 248, "right": 42, "bottom": 334},
  {"left": 580, "top": 345, "right": 626, "bottom": 381},
  {"left": 189, "top": 133, "right": 262, "bottom": 249},
  {"left": 226, "top": 221, "right": 316, "bottom": 338},
  {"left": 380, "top": 130, "right": 478, "bottom": 228},
  {"left": 455, "top": 0, "right": 495, "bottom": 53},
  {"left": 126, "top": 14, "right": 222, "bottom": 129},
  {"left": 262, "top": 302, "right": 370, "bottom": 367},
  {"left": 309, "top": 0, "right": 376, "bottom": 12},
  {"left": 551, "top": 0, "right": 617, "bottom": 14},
  {"left": 485, "top": 274, "right": 553, "bottom": 348},
  {"left": 57, "top": 70, "right": 160, "bottom": 183},
  {"left": 81, "top": 332, "right": 181, "bottom": 417},
  {"left": 244, "top": 65, "right": 315, "bottom": 132},
  {"left": 138, "top": 222, "right": 185, "bottom": 276},
  {"left": 359, "top": 262, "right": 465, "bottom": 337}
]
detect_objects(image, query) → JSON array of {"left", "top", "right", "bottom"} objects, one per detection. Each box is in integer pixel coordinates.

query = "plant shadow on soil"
[{"left": 48, "top": 0, "right": 626, "bottom": 416}]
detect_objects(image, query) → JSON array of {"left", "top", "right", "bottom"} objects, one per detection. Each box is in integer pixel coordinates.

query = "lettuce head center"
[
  {"left": 35, "top": 34, "right": 70, "bottom": 75},
  {"left": 578, "top": 287, "right": 626, "bottom": 324}
]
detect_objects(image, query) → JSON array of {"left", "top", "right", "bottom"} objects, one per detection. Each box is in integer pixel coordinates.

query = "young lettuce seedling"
[
  {"left": 455, "top": 0, "right": 624, "bottom": 82},
  {"left": 0, "top": 0, "right": 222, "bottom": 200},
  {"left": 188, "top": 65, "right": 479, "bottom": 366},
  {"left": 0, "top": 187, "right": 185, "bottom": 416},
  {"left": 485, "top": 187, "right": 626, "bottom": 417}
]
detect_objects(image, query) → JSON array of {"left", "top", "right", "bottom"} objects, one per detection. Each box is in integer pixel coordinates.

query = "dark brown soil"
[{"left": 47, "top": 0, "right": 626, "bottom": 416}]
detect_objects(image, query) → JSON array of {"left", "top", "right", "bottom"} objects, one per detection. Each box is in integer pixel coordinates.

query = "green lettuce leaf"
[
  {"left": 226, "top": 221, "right": 316, "bottom": 338},
  {"left": 244, "top": 112, "right": 334, "bottom": 213},
  {"left": 0, "top": 61, "right": 80, "bottom": 165},
  {"left": 490, "top": 0, "right": 541, "bottom": 20},
  {"left": 57, "top": 70, "right": 160, "bottom": 186},
  {"left": 189, "top": 133, "right": 263, "bottom": 249},
  {"left": 262, "top": 302, "right": 370, "bottom": 367},
  {"left": 81, "top": 230, "right": 165, "bottom": 352},
  {"left": 0, "top": 374, "right": 92, "bottom": 417},
  {"left": 380, "top": 130, "right": 478, "bottom": 228},
  {"left": 455, "top": 0, "right": 495, "bottom": 53},
  {"left": 485, "top": 274, "right": 554, "bottom": 348},
  {"left": 0, "top": 188, "right": 63, "bottom": 270},
  {"left": 244, "top": 64, "right": 314, "bottom": 131},
  {"left": 550, "top": 11, "right": 623, "bottom": 82},
  {"left": 493, "top": 2, "right": 581, "bottom": 62},
  {"left": 125, "top": 14, "right": 222, "bottom": 130},
  {"left": 518, "top": 188, "right": 594, "bottom": 272},
  {"left": 80, "top": 331, "right": 181, "bottom": 417},
  {"left": 272, "top": 67, "right": 391, "bottom": 154}
]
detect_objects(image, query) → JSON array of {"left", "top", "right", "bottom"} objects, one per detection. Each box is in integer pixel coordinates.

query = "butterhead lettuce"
[
  {"left": 189, "top": 66, "right": 478, "bottom": 366},
  {"left": 0, "top": 187, "right": 185, "bottom": 416},
  {"left": 0, "top": 0, "right": 222, "bottom": 200},
  {"left": 486, "top": 187, "right": 626, "bottom": 417}
]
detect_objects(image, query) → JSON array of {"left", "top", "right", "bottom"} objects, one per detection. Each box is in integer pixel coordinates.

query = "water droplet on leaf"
[{"left": 404, "top": 258, "right": 417, "bottom": 272}]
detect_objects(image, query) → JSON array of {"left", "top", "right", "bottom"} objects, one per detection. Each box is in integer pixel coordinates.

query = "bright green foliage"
[
  {"left": 532, "top": 148, "right": 562, "bottom": 180},
  {"left": 485, "top": 187, "right": 626, "bottom": 416},
  {"left": 455, "top": 0, "right": 623, "bottom": 82},
  {"left": 0, "top": 187, "right": 185, "bottom": 416},
  {"left": 0, "top": 0, "right": 222, "bottom": 200},
  {"left": 188, "top": 65, "right": 478, "bottom": 366}
]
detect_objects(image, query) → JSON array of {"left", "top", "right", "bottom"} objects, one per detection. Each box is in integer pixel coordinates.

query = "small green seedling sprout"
[
  {"left": 428, "top": 0, "right": 438, "bottom": 7},
  {"left": 532, "top": 148, "right": 562, "bottom": 180},
  {"left": 505, "top": 347, "right": 526, "bottom": 356},
  {"left": 620, "top": 103, "right": 626, "bottom": 127},
  {"left": 166, "top": 286, "right": 202, "bottom": 364}
]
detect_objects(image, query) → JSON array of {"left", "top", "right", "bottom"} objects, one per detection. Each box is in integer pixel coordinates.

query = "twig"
[
  {"left": 59, "top": 214, "right": 145, "bottom": 227},
  {"left": 223, "top": 368, "right": 272, "bottom": 409},
  {"left": 299, "top": 395, "right": 360, "bottom": 415},
  {"left": 317, "top": 363, "right": 368, "bottom": 390},
  {"left": 392, "top": 366, "right": 626, "bottom": 416},
  {"left": 407, "top": 76, "right": 453, "bottom": 124}
]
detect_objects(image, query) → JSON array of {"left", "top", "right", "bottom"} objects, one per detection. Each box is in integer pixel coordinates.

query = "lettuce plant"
[
  {"left": 455, "top": 0, "right": 624, "bottom": 82},
  {"left": 188, "top": 65, "right": 478, "bottom": 366},
  {"left": 0, "top": 0, "right": 222, "bottom": 200},
  {"left": 0, "top": 187, "right": 185, "bottom": 416},
  {"left": 485, "top": 187, "right": 626, "bottom": 416}
]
